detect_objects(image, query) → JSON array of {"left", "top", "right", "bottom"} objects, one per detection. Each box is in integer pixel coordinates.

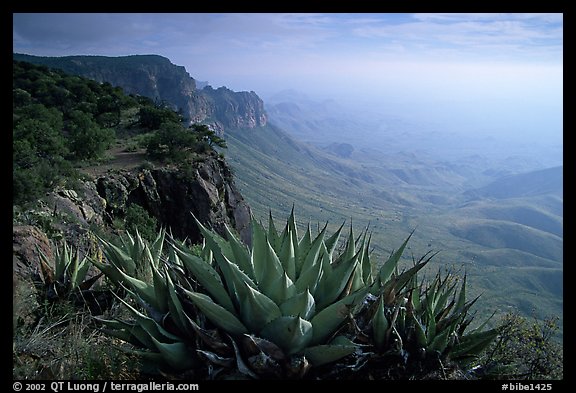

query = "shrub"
[
  {"left": 473, "top": 312, "right": 563, "bottom": 380},
  {"left": 125, "top": 203, "right": 159, "bottom": 242}
]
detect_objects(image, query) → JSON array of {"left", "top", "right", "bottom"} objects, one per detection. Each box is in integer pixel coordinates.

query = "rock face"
[
  {"left": 189, "top": 87, "right": 267, "bottom": 131},
  {"left": 13, "top": 54, "right": 196, "bottom": 114},
  {"left": 13, "top": 53, "right": 267, "bottom": 131},
  {"left": 95, "top": 153, "right": 252, "bottom": 245},
  {"left": 13, "top": 225, "right": 52, "bottom": 281},
  {"left": 13, "top": 153, "right": 251, "bottom": 276},
  {"left": 12, "top": 53, "right": 254, "bottom": 271}
]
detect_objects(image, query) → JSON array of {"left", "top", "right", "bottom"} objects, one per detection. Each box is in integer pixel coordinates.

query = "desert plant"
[
  {"left": 125, "top": 204, "right": 159, "bottom": 242},
  {"left": 92, "top": 210, "right": 379, "bottom": 377},
  {"left": 91, "top": 208, "right": 500, "bottom": 379},
  {"left": 471, "top": 312, "right": 563, "bottom": 380},
  {"left": 352, "top": 265, "right": 501, "bottom": 379},
  {"left": 37, "top": 240, "right": 102, "bottom": 301},
  {"left": 175, "top": 210, "right": 376, "bottom": 377},
  {"left": 13, "top": 309, "right": 141, "bottom": 380}
]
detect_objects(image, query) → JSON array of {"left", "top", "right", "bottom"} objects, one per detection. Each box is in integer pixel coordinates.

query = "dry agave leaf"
[{"left": 241, "top": 334, "right": 286, "bottom": 361}]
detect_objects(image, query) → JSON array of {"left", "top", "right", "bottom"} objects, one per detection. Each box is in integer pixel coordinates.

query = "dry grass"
[{"left": 13, "top": 299, "right": 142, "bottom": 380}]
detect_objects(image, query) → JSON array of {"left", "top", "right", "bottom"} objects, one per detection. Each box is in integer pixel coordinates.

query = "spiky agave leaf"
[
  {"left": 279, "top": 289, "right": 315, "bottom": 320},
  {"left": 293, "top": 248, "right": 324, "bottom": 296},
  {"left": 182, "top": 289, "right": 248, "bottom": 335},
  {"left": 70, "top": 250, "right": 91, "bottom": 290},
  {"left": 256, "top": 238, "right": 286, "bottom": 300},
  {"left": 250, "top": 216, "right": 270, "bottom": 285},
  {"left": 377, "top": 230, "right": 414, "bottom": 287},
  {"left": 164, "top": 270, "right": 192, "bottom": 336},
  {"left": 113, "top": 290, "right": 181, "bottom": 343},
  {"left": 172, "top": 243, "right": 236, "bottom": 314},
  {"left": 450, "top": 327, "right": 501, "bottom": 363},
  {"left": 37, "top": 241, "right": 98, "bottom": 298},
  {"left": 149, "top": 335, "right": 198, "bottom": 371},
  {"left": 316, "top": 249, "right": 361, "bottom": 309},
  {"left": 239, "top": 283, "right": 282, "bottom": 333},
  {"left": 267, "top": 210, "right": 281, "bottom": 250},
  {"left": 278, "top": 228, "right": 296, "bottom": 281},
  {"left": 54, "top": 240, "right": 71, "bottom": 281},
  {"left": 97, "top": 235, "right": 138, "bottom": 275},
  {"left": 260, "top": 316, "right": 313, "bottom": 356},
  {"left": 371, "top": 295, "right": 389, "bottom": 350},
  {"left": 324, "top": 221, "right": 346, "bottom": 261},
  {"left": 223, "top": 225, "right": 255, "bottom": 280},
  {"left": 303, "top": 336, "right": 358, "bottom": 367},
  {"left": 95, "top": 317, "right": 144, "bottom": 347},
  {"left": 310, "top": 288, "right": 369, "bottom": 345},
  {"left": 265, "top": 272, "right": 297, "bottom": 306},
  {"left": 96, "top": 257, "right": 164, "bottom": 312}
]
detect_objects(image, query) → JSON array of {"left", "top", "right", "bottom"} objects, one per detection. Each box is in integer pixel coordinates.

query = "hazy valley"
[{"left": 238, "top": 90, "right": 563, "bottom": 333}]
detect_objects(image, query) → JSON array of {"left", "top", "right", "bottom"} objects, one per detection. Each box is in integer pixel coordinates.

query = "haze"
[{"left": 13, "top": 13, "right": 563, "bottom": 159}]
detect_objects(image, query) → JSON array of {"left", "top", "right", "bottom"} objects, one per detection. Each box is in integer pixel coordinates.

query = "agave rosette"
[
  {"left": 175, "top": 209, "right": 373, "bottom": 371},
  {"left": 367, "top": 261, "right": 501, "bottom": 371}
]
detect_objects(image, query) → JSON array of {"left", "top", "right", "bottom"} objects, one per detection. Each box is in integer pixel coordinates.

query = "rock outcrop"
[
  {"left": 95, "top": 154, "right": 251, "bottom": 244},
  {"left": 35, "top": 153, "right": 251, "bottom": 247},
  {"left": 13, "top": 225, "right": 52, "bottom": 281},
  {"left": 189, "top": 87, "right": 267, "bottom": 131},
  {"left": 13, "top": 54, "right": 196, "bottom": 114},
  {"left": 13, "top": 152, "right": 251, "bottom": 298}
]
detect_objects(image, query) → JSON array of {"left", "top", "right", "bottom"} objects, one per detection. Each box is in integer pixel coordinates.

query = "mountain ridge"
[
  {"left": 465, "top": 166, "right": 563, "bottom": 199},
  {"left": 13, "top": 53, "right": 267, "bottom": 132}
]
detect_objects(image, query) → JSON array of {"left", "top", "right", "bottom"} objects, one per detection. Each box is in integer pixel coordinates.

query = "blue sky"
[
  {"left": 13, "top": 13, "right": 563, "bottom": 146},
  {"left": 13, "top": 13, "right": 563, "bottom": 85}
]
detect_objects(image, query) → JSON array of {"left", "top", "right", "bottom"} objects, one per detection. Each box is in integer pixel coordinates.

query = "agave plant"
[
  {"left": 90, "top": 228, "right": 200, "bottom": 372},
  {"left": 37, "top": 240, "right": 102, "bottom": 301},
  {"left": 92, "top": 209, "right": 406, "bottom": 378},
  {"left": 359, "top": 261, "right": 501, "bottom": 378},
  {"left": 174, "top": 210, "right": 375, "bottom": 376}
]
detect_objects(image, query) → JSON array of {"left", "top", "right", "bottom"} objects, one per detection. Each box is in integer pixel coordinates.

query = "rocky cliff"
[
  {"left": 13, "top": 152, "right": 252, "bottom": 286},
  {"left": 13, "top": 53, "right": 267, "bottom": 132},
  {"left": 188, "top": 86, "right": 267, "bottom": 132},
  {"left": 94, "top": 154, "right": 251, "bottom": 244}
]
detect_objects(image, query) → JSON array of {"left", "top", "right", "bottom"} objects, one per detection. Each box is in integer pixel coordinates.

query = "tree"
[
  {"left": 146, "top": 122, "right": 198, "bottom": 162},
  {"left": 474, "top": 312, "right": 563, "bottom": 380},
  {"left": 138, "top": 105, "right": 181, "bottom": 130},
  {"left": 191, "top": 124, "right": 227, "bottom": 149},
  {"left": 95, "top": 94, "right": 121, "bottom": 127},
  {"left": 66, "top": 110, "right": 115, "bottom": 160},
  {"left": 125, "top": 204, "right": 159, "bottom": 241}
]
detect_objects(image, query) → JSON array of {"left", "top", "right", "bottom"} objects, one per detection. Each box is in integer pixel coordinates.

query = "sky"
[{"left": 13, "top": 13, "right": 563, "bottom": 147}]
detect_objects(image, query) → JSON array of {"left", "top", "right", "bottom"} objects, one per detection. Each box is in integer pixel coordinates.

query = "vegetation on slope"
[{"left": 13, "top": 60, "right": 225, "bottom": 207}]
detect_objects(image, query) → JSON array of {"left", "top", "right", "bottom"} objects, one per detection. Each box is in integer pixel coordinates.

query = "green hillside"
[{"left": 466, "top": 166, "right": 562, "bottom": 199}]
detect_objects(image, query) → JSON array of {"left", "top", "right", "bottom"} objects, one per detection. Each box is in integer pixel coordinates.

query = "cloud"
[
  {"left": 13, "top": 13, "right": 562, "bottom": 63},
  {"left": 12, "top": 13, "right": 563, "bottom": 96},
  {"left": 349, "top": 13, "right": 562, "bottom": 62}
]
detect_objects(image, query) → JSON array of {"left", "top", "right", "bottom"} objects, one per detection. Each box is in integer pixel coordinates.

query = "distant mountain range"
[{"left": 466, "top": 166, "right": 563, "bottom": 199}]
